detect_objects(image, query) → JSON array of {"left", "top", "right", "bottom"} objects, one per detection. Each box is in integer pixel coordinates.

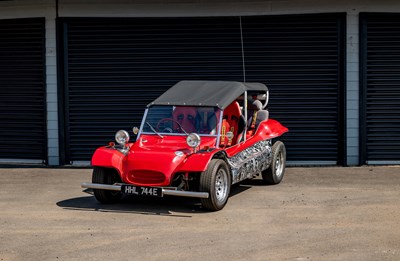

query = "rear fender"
[
  {"left": 91, "top": 147, "right": 125, "bottom": 175},
  {"left": 256, "top": 119, "right": 288, "bottom": 139}
]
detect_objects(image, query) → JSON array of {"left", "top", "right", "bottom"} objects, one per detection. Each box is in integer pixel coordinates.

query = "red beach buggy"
[{"left": 81, "top": 81, "right": 288, "bottom": 211}]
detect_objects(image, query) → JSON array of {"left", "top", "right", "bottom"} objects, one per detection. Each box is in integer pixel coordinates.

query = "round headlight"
[
  {"left": 186, "top": 133, "right": 201, "bottom": 148},
  {"left": 115, "top": 130, "right": 130, "bottom": 145}
]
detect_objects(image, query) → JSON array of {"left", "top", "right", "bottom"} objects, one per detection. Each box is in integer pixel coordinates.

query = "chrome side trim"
[{"left": 81, "top": 182, "right": 209, "bottom": 199}]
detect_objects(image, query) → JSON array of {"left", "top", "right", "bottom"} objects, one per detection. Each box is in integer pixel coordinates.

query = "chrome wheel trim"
[
  {"left": 215, "top": 168, "right": 228, "bottom": 202},
  {"left": 275, "top": 150, "right": 284, "bottom": 178}
]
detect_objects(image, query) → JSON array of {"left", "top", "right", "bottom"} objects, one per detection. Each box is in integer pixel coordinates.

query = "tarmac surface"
[{"left": 0, "top": 166, "right": 399, "bottom": 260}]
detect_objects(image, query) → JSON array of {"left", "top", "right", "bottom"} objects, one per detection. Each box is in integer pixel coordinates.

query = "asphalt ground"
[{"left": 0, "top": 166, "right": 399, "bottom": 261}]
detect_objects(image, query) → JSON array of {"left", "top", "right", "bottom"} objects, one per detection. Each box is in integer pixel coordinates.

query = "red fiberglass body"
[
  {"left": 91, "top": 119, "right": 287, "bottom": 187},
  {"left": 82, "top": 80, "right": 288, "bottom": 211}
]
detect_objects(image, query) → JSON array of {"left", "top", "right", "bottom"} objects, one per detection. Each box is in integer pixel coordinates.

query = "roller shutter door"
[
  {"left": 61, "top": 15, "right": 345, "bottom": 164},
  {"left": 242, "top": 14, "right": 345, "bottom": 164},
  {"left": 61, "top": 17, "right": 244, "bottom": 163},
  {"left": 360, "top": 13, "right": 400, "bottom": 164},
  {"left": 0, "top": 18, "right": 46, "bottom": 162}
]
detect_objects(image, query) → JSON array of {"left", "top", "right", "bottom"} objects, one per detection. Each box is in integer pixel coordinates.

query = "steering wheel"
[{"left": 156, "top": 118, "right": 182, "bottom": 133}]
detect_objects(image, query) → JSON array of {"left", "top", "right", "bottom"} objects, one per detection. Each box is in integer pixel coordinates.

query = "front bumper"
[{"left": 81, "top": 182, "right": 209, "bottom": 199}]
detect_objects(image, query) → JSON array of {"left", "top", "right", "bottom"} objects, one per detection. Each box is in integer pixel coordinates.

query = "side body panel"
[
  {"left": 224, "top": 118, "right": 288, "bottom": 184},
  {"left": 179, "top": 118, "right": 288, "bottom": 183},
  {"left": 227, "top": 140, "right": 272, "bottom": 184}
]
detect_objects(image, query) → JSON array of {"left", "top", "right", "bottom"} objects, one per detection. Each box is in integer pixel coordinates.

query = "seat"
[
  {"left": 197, "top": 107, "right": 219, "bottom": 135},
  {"left": 222, "top": 101, "right": 245, "bottom": 146},
  {"left": 172, "top": 106, "right": 197, "bottom": 133},
  {"left": 255, "top": 110, "right": 269, "bottom": 128},
  {"left": 246, "top": 100, "right": 268, "bottom": 138},
  {"left": 247, "top": 100, "right": 263, "bottom": 128},
  {"left": 219, "top": 119, "right": 230, "bottom": 147}
]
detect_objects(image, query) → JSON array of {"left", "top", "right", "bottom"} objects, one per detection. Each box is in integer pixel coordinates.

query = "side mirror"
[{"left": 132, "top": 127, "right": 139, "bottom": 135}]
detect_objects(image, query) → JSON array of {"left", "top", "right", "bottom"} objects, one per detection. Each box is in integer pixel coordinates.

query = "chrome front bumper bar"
[{"left": 81, "top": 182, "right": 209, "bottom": 199}]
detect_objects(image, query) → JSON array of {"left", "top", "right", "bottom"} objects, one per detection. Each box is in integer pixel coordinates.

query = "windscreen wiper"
[{"left": 146, "top": 122, "right": 164, "bottom": 139}]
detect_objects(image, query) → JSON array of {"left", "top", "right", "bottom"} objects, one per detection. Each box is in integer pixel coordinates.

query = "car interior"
[{"left": 148, "top": 89, "right": 269, "bottom": 148}]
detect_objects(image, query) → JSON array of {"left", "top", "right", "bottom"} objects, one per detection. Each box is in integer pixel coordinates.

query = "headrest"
[
  {"left": 224, "top": 101, "right": 241, "bottom": 115},
  {"left": 256, "top": 110, "right": 269, "bottom": 122},
  {"left": 249, "top": 100, "right": 263, "bottom": 111},
  {"left": 173, "top": 107, "right": 196, "bottom": 117}
]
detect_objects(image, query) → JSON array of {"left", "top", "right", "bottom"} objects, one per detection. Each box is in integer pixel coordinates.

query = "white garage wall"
[
  {"left": 2, "top": 0, "right": 400, "bottom": 165},
  {"left": 45, "top": 15, "right": 58, "bottom": 166},
  {"left": 59, "top": 0, "right": 400, "bottom": 17},
  {"left": 346, "top": 11, "right": 359, "bottom": 166}
]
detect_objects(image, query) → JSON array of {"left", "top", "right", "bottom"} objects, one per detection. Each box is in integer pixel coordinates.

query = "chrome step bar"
[{"left": 81, "top": 182, "right": 209, "bottom": 199}]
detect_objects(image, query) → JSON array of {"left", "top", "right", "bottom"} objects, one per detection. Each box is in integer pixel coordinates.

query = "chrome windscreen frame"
[
  {"left": 136, "top": 108, "right": 149, "bottom": 141},
  {"left": 137, "top": 107, "right": 220, "bottom": 139},
  {"left": 215, "top": 110, "right": 224, "bottom": 147}
]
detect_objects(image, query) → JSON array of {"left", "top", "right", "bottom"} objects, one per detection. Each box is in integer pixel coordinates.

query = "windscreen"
[{"left": 142, "top": 105, "right": 221, "bottom": 136}]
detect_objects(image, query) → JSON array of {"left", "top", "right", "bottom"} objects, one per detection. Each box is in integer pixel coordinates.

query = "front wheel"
[
  {"left": 262, "top": 141, "right": 286, "bottom": 185},
  {"left": 199, "top": 159, "right": 231, "bottom": 211},
  {"left": 92, "top": 167, "right": 122, "bottom": 204}
]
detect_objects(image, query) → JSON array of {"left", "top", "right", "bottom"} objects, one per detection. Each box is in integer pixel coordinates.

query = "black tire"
[
  {"left": 92, "top": 167, "right": 122, "bottom": 204},
  {"left": 199, "top": 159, "right": 231, "bottom": 211},
  {"left": 262, "top": 141, "right": 286, "bottom": 185}
]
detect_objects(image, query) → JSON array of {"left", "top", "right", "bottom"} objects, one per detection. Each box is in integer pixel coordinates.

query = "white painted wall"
[{"left": 1, "top": 0, "right": 400, "bottom": 165}]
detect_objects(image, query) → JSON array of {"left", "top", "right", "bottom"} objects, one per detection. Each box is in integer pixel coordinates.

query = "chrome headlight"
[
  {"left": 186, "top": 133, "right": 201, "bottom": 148},
  {"left": 115, "top": 130, "right": 130, "bottom": 145}
]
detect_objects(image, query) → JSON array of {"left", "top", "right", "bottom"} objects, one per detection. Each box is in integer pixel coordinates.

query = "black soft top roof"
[{"left": 149, "top": 80, "right": 268, "bottom": 110}]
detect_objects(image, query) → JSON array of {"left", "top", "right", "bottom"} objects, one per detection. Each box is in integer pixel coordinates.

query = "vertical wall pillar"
[
  {"left": 346, "top": 11, "right": 360, "bottom": 166},
  {"left": 45, "top": 14, "right": 59, "bottom": 166}
]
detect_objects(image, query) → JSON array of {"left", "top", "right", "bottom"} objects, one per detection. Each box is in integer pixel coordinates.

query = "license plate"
[{"left": 121, "top": 185, "right": 162, "bottom": 197}]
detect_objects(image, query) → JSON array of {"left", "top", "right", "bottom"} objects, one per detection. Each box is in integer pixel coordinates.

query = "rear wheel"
[
  {"left": 92, "top": 167, "right": 122, "bottom": 204},
  {"left": 262, "top": 141, "right": 286, "bottom": 185},
  {"left": 199, "top": 159, "right": 231, "bottom": 211}
]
